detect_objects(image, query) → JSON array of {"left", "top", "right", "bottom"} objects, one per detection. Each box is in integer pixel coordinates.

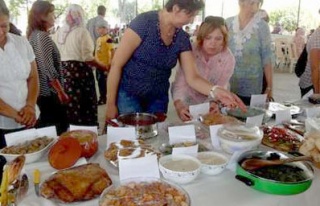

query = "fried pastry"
[
  {"left": 104, "top": 140, "right": 156, "bottom": 167},
  {"left": 7, "top": 155, "right": 25, "bottom": 184},
  {"left": 201, "top": 113, "right": 239, "bottom": 126},
  {"left": 40, "top": 163, "right": 112, "bottom": 203}
]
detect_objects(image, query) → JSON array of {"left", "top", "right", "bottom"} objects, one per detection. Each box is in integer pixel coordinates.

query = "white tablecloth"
[{"left": 20, "top": 122, "right": 320, "bottom": 206}]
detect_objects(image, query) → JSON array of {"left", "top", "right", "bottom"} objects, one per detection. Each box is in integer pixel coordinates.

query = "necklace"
[
  {"left": 158, "top": 10, "right": 178, "bottom": 47},
  {"left": 159, "top": 10, "right": 175, "bottom": 37}
]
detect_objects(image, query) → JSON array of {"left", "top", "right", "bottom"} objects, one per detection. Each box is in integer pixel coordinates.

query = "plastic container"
[
  {"left": 217, "top": 123, "right": 263, "bottom": 154},
  {"left": 60, "top": 130, "right": 98, "bottom": 158}
]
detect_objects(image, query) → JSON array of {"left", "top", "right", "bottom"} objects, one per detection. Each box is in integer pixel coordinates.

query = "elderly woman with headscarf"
[
  {"left": 293, "top": 28, "right": 306, "bottom": 58},
  {"left": 52, "top": 4, "right": 107, "bottom": 126},
  {"left": 226, "top": 0, "right": 273, "bottom": 105}
]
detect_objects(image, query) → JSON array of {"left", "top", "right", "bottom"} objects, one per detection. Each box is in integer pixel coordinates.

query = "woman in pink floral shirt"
[{"left": 171, "top": 16, "right": 235, "bottom": 121}]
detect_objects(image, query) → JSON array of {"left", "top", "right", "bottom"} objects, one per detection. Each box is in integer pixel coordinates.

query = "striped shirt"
[
  {"left": 299, "top": 27, "right": 320, "bottom": 89},
  {"left": 29, "top": 30, "right": 63, "bottom": 96}
]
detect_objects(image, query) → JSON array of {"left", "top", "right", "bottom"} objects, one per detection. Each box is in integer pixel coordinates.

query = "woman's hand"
[
  {"left": 174, "top": 100, "right": 191, "bottom": 122},
  {"left": 209, "top": 102, "right": 220, "bottom": 114},
  {"left": 105, "top": 103, "right": 118, "bottom": 122},
  {"left": 18, "top": 105, "right": 37, "bottom": 128},
  {"left": 264, "top": 87, "right": 274, "bottom": 102},
  {"left": 57, "top": 90, "right": 70, "bottom": 104},
  {"left": 50, "top": 79, "right": 70, "bottom": 104},
  {"left": 211, "top": 87, "right": 246, "bottom": 111}
]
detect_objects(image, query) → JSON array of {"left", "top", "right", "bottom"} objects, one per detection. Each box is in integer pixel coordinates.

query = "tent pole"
[{"left": 297, "top": 0, "right": 301, "bottom": 28}]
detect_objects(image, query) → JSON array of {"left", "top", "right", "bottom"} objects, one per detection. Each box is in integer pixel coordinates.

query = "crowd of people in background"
[{"left": 1, "top": 0, "right": 320, "bottom": 148}]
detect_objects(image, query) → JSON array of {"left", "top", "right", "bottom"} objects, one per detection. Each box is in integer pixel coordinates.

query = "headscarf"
[
  {"left": 295, "top": 28, "right": 306, "bottom": 38},
  {"left": 57, "top": 4, "right": 86, "bottom": 44}
]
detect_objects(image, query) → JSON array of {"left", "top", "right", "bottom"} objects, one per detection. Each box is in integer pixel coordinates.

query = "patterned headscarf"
[
  {"left": 57, "top": 4, "right": 86, "bottom": 44},
  {"left": 295, "top": 28, "right": 306, "bottom": 38}
]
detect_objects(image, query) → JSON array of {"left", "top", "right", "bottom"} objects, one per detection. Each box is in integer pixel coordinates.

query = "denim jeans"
[{"left": 117, "top": 87, "right": 168, "bottom": 114}]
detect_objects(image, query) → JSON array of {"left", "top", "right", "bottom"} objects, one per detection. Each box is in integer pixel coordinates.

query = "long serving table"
[{"left": 20, "top": 102, "right": 320, "bottom": 206}]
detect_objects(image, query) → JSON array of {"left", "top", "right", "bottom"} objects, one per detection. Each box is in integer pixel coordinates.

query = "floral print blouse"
[{"left": 226, "top": 14, "right": 272, "bottom": 97}]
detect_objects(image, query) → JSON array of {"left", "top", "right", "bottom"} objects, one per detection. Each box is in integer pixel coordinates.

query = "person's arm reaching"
[{"left": 179, "top": 51, "right": 246, "bottom": 110}]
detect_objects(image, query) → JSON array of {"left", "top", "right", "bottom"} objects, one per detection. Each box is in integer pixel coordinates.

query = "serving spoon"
[{"left": 241, "top": 155, "right": 313, "bottom": 170}]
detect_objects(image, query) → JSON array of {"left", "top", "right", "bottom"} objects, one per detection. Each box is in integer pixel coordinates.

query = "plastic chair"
[
  {"left": 274, "top": 38, "right": 290, "bottom": 71},
  {"left": 287, "top": 42, "right": 299, "bottom": 73}
]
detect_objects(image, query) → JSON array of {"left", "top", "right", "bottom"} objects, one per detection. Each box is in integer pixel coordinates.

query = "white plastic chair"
[
  {"left": 274, "top": 38, "right": 290, "bottom": 71},
  {"left": 287, "top": 42, "right": 299, "bottom": 73}
]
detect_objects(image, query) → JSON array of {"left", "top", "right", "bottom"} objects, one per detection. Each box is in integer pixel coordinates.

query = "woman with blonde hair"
[
  {"left": 52, "top": 4, "right": 107, "bottom": 126},
  {"left": 172, "top": 16, "right": 235, "bottom": 121}
]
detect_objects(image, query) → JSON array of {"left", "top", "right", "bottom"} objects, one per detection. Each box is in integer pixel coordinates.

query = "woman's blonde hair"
[{"left": 196, "top": 16, "right": 228, "bottom": 50}]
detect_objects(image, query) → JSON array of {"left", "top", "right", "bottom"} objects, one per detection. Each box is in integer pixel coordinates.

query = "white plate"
[{"left": 268, "top": 102, "right": 302, "bottom": 115}]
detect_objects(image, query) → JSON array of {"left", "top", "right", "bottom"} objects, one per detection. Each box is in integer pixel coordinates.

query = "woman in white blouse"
[{"left": 0, "top": 3, "right": 39, "bottom": 148}]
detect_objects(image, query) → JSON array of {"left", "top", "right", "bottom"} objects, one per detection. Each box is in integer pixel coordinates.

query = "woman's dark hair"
[
  {"left": 97, "top": 5, "right": 106, "bottom": 16},
  {"left": 0, "top": 0, "right": 10, "bottom": 17},
  {"left": 27, "top": 0, "right": 55, "bottom": 39},
  {"left": 165, "top": 0, "right": 205, "bottom": 14}
]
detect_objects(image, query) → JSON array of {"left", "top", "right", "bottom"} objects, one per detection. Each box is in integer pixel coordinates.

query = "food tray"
[
  {"left": 159, "top": 141, "right": 210, "bottom": 155},
  {"left": 40, "top": 163, "right": 112, "bottom": 203},
  {"left": 226, "top": 107, "right": 272, "bottom": 123},
  {"left": 0, "top": 137, "right": 55, "bottom": 164},
  {"left": 261, "top": 126, "right": 304, "bottom": 152},
  {"left": 268, "top": 102, "right": 302, "bottom": 116},
  {"left": 104, "top": 140, "right": 158, "bottom": 168},
  {"left": 99, "top": 177, "right": 190, "bottom": 206}
]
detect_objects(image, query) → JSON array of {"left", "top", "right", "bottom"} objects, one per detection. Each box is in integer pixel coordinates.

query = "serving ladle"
[{"left": 241, "top": 155, "right": 313, "bottom": 170}]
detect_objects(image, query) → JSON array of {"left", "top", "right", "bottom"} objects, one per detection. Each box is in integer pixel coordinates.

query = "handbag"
[{"left": 295, "top": 45, "right": 308, "bottom": 77}]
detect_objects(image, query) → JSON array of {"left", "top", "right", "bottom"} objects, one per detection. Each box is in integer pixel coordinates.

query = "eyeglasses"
[{"left": 204, "top": 16, "right": 226, "bottom": 26}]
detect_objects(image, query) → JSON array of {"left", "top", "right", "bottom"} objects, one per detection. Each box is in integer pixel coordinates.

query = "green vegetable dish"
[{"left": 250, "top": 164, "right": 307, "bottom": 183}]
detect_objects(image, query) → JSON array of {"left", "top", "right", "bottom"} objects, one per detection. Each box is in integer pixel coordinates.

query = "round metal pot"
[
  {"left": 116, "top": 113, "right": 158, "bottom": 139},
  {"left": 235, "top": 150, "right": 313, "bottom": 195}
]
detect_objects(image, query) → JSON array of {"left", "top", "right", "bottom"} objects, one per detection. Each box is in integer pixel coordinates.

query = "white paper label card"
[
  {"left": 275, "top": 109, "right": 291, "bottom": 125},
  {"left": 74, "top": 157, "right": 88, "bottom": 167},
  {"left": 189, "top": 103, "right": 210, "bottom": 120},
  {"left": 246, "top": 114, "right": 264, "bottom": 127},
  {"left": 305, "top": 107, "right": 320, "bottom": 118},
  {"left": 168, "top": 125, "right": 196, "bottom": 145},
  {"left": 209, "top": 125, "right": 223, "bottom": 150},
  {"left": 250, "top": 94, "right": 267, "bottom": 108},
  {"left": 36, "top": 126, "right": 58, "bottom": 138},
  {"left": 5, "top": 128, "right": 37, "bottom": 146},
  {"left": 119, "top": 155, "right": 160, "bottom": 182},
  {"left": 226, "top": 150, "right": 246, "bottom": 172},
  {"left": 106, "top": 127, "right": 136, "bottom": 148},
  {"left": 302, "top": 89, "right": 314, "bottom": 100},
  {"left": 172, "top": 144, "right": 198, "bottom": 155},
  {"left": 69, "top": 125, "right": 98, "bottom": 134}
]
